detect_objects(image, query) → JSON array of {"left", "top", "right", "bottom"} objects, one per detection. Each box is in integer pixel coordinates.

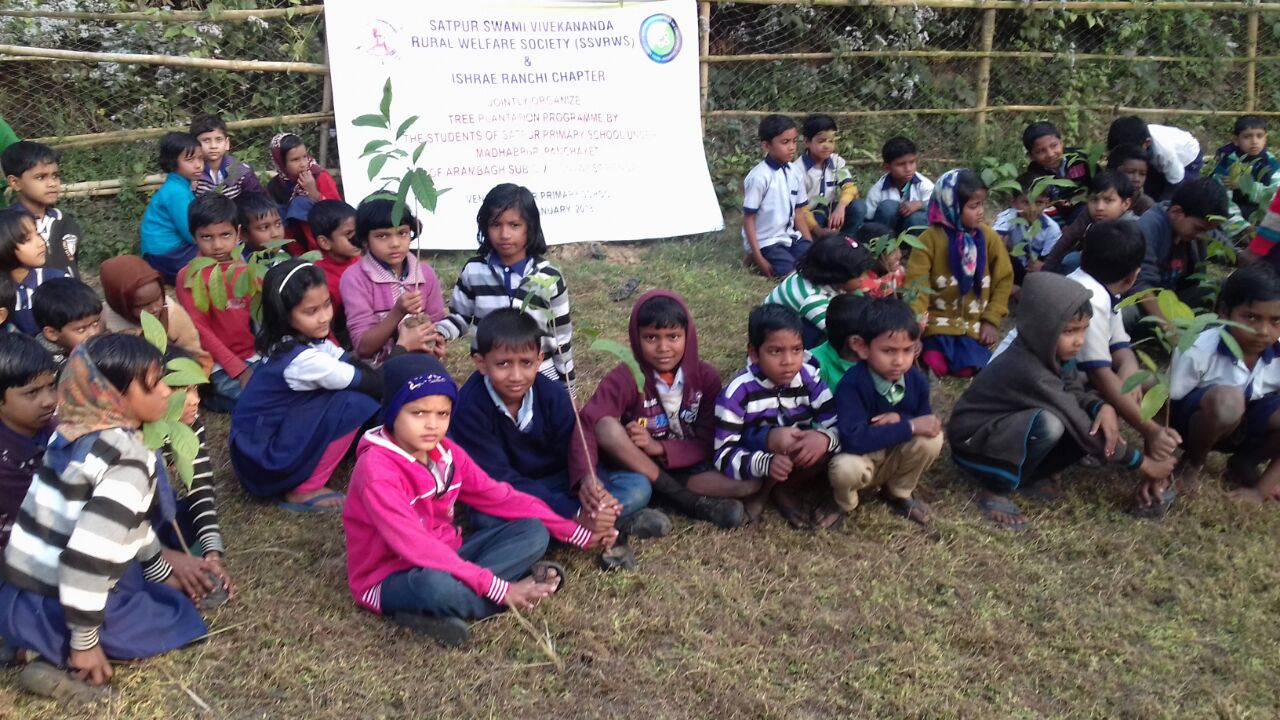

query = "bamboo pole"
[
  {"left": 60, "top": 168, "right": 342, "bottom": 201},
  {"left": 704, "top": 0, "right": 1280, "bottom": 12},
  {"left": 0, "top": 6, "right": 324, "bottom": 23},
  {"left": 0, "top": 44, "right": 327, "bottom": 74},
  {"left": 974, "top": 6, "right": 997, "bottom": 154},
  {"left": 32, "top": 112, "right": 335, "bottom": 150},
  {"left": 318, "top": 40, "right": 335, "bottom": 169},
  {"left": 701, "top": 50, "right": 1280, "bottom": 64},
  {"left": 707, "top": 105, "right": 1280, "bottom": 119},
  {"left": 699, "top": 1, "right": 712, "bottom": 123},
  {"left": 1246, "top": 6, "right": 1260, "bottom": 112}
]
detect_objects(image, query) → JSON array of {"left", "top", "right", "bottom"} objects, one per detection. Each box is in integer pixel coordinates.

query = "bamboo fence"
[{"left": 5, "top": 0, "right": 1278, "bottom": 194}]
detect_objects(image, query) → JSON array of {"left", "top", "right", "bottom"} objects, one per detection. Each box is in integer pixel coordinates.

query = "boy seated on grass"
[
  {"left": 993, "top": 171, "right": 1062, "bottom": 283},
  {"left": 31, "top": 277, "right": 101, "bottom": 369},
  {"left": 234, "top": 192, "right": 285, "bottom": 256},
  {"left": 1042, "top": 171, "right": 1137, "bottom": 275},
  {"left": 949, "top": 273, "right": 1175, "bottom": 529},
  {"left": 1107, "top": 115, "right": 1203, "bottom": 201},
  {"left": 864, "top": 136, "right": 933, "bottom": 235},
  {"left": 1021, "top": 121, "right": 1090, "bottom": 223},
  {"left": 570, "top": 290, "right": 748, "bottom": 529},
  {"left": 0, "top": 333, "right": 56, "bottom": 548},
  {"left": 1167, "top": 263, "right": 1280, "bottom": 508},
  {"left": 1, "top": 141, "right": 81, "bottom": 278},
  {"left": 830, "top": 297, "right": 941, "bottom": 526},
  {"left": 451, "top": 308, "right": 665, "bottom": 537},
  {"left": 1106, "top": 144, "right": 1156, "bottom": 217},
  {"left": 140, "top": 132, "right": 204, "bottom": 284},
  {"left": 742, "top": 114, "right": 813, "bottom": 279},
  {"left": 190, "top": 114, "right": 263, "bottom": 200},
  {"left": 714, "top": 304, "right": 841, "bottom": 529},
  {"left": 343, "top": 365, "right": 614, "bottom": 647},
  {"left": 792, "top": 113, "right": 865, "bottom": 238},
  {"left": 309, "top": 199, "right": 360, "bottom": 330},
  {"left": 810, "top": 292, "right": 872, "bottom": 392},
  {"left": 176, "top": 195, "right": 259, "bottom": 412},
  {"left": 1211, "top": 115, "right": 1280, "bottom": 237},
  {"left": 1125, "top": 178, "right": 1229, "bottom": 335}
]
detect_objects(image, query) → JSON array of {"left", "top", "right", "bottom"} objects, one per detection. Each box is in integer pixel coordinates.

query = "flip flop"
[
  {"left": 278, "top": 490, "right": 345, "bottom": 514},
  {"left": 530, "top": 560, "right": 566, "bottom": 593},
  {"left": 1018, "top": 477, "right": 1065, "bottom": 503},
  {"left": 811, "top": 503, "right": 846, "bottom": 530},
  {"left": 881, "top": 493, "right": 934, "bottom": 525},
  {"left": 611, "top": 277, "right": 642, "bottom": 302},
  {"left": 975, "top": 494, "right": 1028, "bottom": 530}
]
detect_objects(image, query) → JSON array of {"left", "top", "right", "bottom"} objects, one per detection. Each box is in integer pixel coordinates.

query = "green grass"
[{"left": 4, "top": 226, "right": 1280, "bottom": 719}]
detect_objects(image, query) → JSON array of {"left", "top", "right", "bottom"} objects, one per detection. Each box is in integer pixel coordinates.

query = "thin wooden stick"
[
  {"left": 506, "top": 606, "right": 565, "bottom": 673},
  {"left": 0, "top": 6, "right": 323, "bottom": 23},
  {"left": 0, "top": 44, "right": 327, "bottom": 74},
  {"left": 706, "top": 105, "right": 1280, "bottom": 119},
  {"left": 701, "top": 50, "right": 1280, "bottom": 64},
  {"left": 704, "top": 0, "right": 1280, "bottom": 12},
  {"left": 170, "top": 519, "right": 192, "bottom": 556}
]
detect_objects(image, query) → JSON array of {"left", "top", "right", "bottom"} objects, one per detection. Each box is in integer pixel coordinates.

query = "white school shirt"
[
  {"left": 742, "top": 156, "right": 806, "bottom": 251},
  {"left": 654, "top": 369, "right": 686, "bottom": 440},
  {"left": 282, "top": 340, "right": 355, "bottom": 391},
  {"left": 790, "top": 152, "right": 852, "bottom": 208},
  {"left": 863, "top": 172, "right": 935, "bottom": 218},
  {"left": 993, "top": 208, "right": 1062, "bottom": 259},
  {"left": 1169, "top": 328, "right": 1280, "bottom": 402},
  {"left": 1148, "top": 124, "right": 1201, "bottom": 186},
  {"left": 991, "top": 268, "right": 1128, "bottom": 367},
  {"left": 484, "top": 376, "right": 535, "bottom": 431}
]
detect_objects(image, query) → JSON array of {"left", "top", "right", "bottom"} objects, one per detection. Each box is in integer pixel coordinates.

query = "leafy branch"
[
  {"left": 354, "top": 79, "right": 450, "bottom": 229},
  {"left": 181, "top": 240, "right": 319, "bottom": 323}
]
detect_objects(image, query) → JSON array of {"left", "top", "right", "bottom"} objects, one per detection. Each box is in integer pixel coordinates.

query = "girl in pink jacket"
[{"left": 342, "top": 365, "right": 615, "bottom": 646}]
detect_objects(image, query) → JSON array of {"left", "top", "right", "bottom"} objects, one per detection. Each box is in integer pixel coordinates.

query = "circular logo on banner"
[{"left": 640, "top": 14, "right": 681, "bottom": 64}]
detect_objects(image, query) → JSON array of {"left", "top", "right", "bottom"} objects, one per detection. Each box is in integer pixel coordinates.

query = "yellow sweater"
[{"left": 905, "top": 225, "right": 1013, "bottom": 340}]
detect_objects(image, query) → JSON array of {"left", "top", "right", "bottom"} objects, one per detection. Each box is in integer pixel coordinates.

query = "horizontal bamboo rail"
[
  {"left": 32, "top": 112, "right": 335, "bottom": 150},
  {"left": 703, "top": 51, "right": 1280, "bottom": 64},
  {"left": 0, "top": 5, "right": 323, "bottom": 23},
  {"left": 707, "top": 105, "right": 1280, "bottom": 118},
  {"left": 707, "top": 0, "right": 1280, "bottom": 12},
  {"left": 60, "top": 167, "right": 341, "bottom": 201},
  {"left": 0, "top": 45, "right": 327, "bottom": 74}
]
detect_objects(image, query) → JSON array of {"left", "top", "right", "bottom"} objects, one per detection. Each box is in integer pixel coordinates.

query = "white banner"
[{"left": 324, "top": 0, "right": 724, "bottom": 250}]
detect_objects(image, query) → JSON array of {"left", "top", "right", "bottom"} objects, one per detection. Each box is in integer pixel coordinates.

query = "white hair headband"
[{"left": 280, "top": 262, "right": 314, "bottom": 292}]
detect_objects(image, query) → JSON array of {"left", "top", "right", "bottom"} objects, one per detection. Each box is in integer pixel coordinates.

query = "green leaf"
[
  {"left": 1156, "top": 289, "right": 1193, "bottom": 325},
  {"left": 368, "top": 154, "right": 388, "bottom": 181},
  {"left": 162, "top": 388, "right": 187, "bottom": 423},
  {"left": 249, "top": 291, "right": 264, "bottom": 325},
  {"left": 164, "top": 357, "right": 209, "bottom": 387},
  {"left": 1135, "top": 349, "right": 1159, "bottom": 374},
  {"left": 379, "top": 78, "right": 393, "bottom": 122},
  {"left": 1139, "top": 383, "right": 1170, "bottom": 422},
  {"left": 1219, "top": 328, "right": 1244, "bottom": 360},
  {"left": 1009, "top": 242, "right": 1027, "bottom": 258},
  {"left": 299, "top": 250, "right": 324, "bottom": 262},
  {"left": 176, "top": 451, "right": 195, "bottom": 490},
  {"left": 142, "top": 420, "right": 168, "bottom": 450},
  {"left": 360, "top": 139, "right": 392, "bottom": 158},
  {"left": 391, "top": 175, "right": 412, "bottom": 229},
  {"left": 233, "top": 265, "right": 252, "bottom": 298},
  {"left": 183, "top": 257, "right": 216, "bottom": 288},
  {"left": 1120, "top": 369, "right": 1152, "bottom": 395},
  {"left": 352, "top": 114, "right": 389, "bottom": 129},
  {"left": 411, "top": 169, "right": 435, "bottom": 212},
  {"left": 169, "top": 422, "right": 199, "bottom": 466},
  {"left": 1115, "top": 288, "right": 1155, "bottom": 311},
  {"left": 139, "top": 311, "right": 167, "bottom": 353},
  {"left": 591, "top": 339, "right": 645, "bottom": 393},
  {"left": 412, "top": 141, "right": 428, "bottom": 165},
  {"left": 190, "top": 271, "right": 210, "bottom": 313},
  {"left": 395, "top": 115, "right": 420, "bottom": 140},
  {"left": 208, "top": 265, "right": 228, "bottom": 311}
]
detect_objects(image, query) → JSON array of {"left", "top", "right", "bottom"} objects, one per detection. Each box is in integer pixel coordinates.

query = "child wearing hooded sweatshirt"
[
  {"left": 570, "top": 290, "right": 749, "bottom": 529},
  {"left": 343, "top": 365, "right": 613, "bottom": 647},
  {"left": 948, "top": 273, "right": 1176, "bottom": 530}
]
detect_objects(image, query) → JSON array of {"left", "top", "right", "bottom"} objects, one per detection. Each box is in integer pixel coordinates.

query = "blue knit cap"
[{"left": 383, "top": 368, "right": 457, "bottom": 431}]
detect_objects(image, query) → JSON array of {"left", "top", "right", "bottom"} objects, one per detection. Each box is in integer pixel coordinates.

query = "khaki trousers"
[{"left": 828, "top": 434, "right": 944, "bottom": 512}]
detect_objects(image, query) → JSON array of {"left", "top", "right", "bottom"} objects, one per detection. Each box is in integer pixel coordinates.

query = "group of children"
[{"left": 0, "top": 107, "right": 1278, "bottom": 702}]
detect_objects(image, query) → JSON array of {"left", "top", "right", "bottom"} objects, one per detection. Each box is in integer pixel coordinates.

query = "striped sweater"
[
  {"left": 3, "top": 427, "right": 174, "bottom": 651},
  {"left": 162, "top": 415, "right": 224, "bottom": 555},
  {"left": 437, "top": 254, "right": 575, "bottom": 387},
  {"left": 713, "top": 363, "right": 839, "bottom": 481},
  {"left": 763, "top": 273, "right": 841, "bottom": 334}
]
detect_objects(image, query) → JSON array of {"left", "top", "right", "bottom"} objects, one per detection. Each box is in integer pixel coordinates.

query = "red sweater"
[
  {"left": 314, "top": 254, "right": 357, "bottom": 317},
  {"left": 175, "top": 261, "right": 255, "bottom": 377},
  {"left": 343, "top": 428, "right": 591, "bottom": 613}
]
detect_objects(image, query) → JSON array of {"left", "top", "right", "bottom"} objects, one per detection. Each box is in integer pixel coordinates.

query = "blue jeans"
[
  {"left": 759, "top": 239, "right": 812, "bottom": 277},
  {"left": 469, "top": 468, "right": 652, "bottom": 532},
  {"left": 202, "top": 360, "right": 259, "bottom": 414},
  {"left": 378, "top": 518, "right": 549, "bottom": 621},
  {"left": 144, "top": 244, "right": 199, "bottom": 286},
  {"left": 1056, "top": 251, "right": 1081, "bottom": 275},
  {"left": 871, "top": 200, "right": 929, "bottom": 236},
  {"left": 812, "top": 198, "right": 867, "bottom": 236}
]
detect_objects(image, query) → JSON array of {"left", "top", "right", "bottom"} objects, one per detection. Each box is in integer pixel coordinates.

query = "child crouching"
[
  {"left": 949, "top": 273, "right": 1175, "bottom": 529},
  {"left": 343, "top": 367, "right": 615, "bottom": 647}
]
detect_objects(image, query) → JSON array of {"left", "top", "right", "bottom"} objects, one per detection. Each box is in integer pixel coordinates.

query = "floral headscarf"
[
  {"left": 57, "top": 344, "right": 140, "bottom": 443},
  {"left": 269, "top": 132, "right": 318, "bottom": 200},
  {"left": 927, "top": 168, "right": 986, "bottom": 297}
]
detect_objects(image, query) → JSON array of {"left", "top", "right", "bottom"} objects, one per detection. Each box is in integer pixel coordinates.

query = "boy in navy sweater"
[
  {"left": 830, "top": 298, "right": 942, "bottom": 525},
  {"left": 450, "top": 308, "right": 667, "bottom": 538}
]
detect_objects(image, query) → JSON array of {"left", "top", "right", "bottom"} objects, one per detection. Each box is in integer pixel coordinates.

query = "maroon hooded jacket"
[{"left": 568, "top": 289, "right": 721, "bottom": 485}]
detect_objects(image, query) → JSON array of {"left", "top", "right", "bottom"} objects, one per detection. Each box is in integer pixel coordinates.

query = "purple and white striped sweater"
[{"left": 713, "top": 363, "right": 839, "bottom": 481}]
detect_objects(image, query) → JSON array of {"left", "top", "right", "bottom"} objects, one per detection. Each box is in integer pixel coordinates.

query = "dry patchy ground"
[{"left": 3, "top": 236, "right": 1278, "bottom": 719}]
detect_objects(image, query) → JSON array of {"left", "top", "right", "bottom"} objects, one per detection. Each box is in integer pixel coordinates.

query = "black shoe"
[
  {"left": 390, "top": 613, "right": 469, "bottom": 647},
  {"left": 617, "top": 508, "right": 672, "bottom": 539},
  {"left": 694, "top": 497, "right": 746, "bottom": 529}
]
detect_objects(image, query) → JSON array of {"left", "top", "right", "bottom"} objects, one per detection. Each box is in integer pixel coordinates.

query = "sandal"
[
  {"left": 611, "top": 277, "right": 642, "bottom": 302},
  {"left": 530, "top": 560, "right": 566, "bottom": 593},
  {"left": 975, "top": 494, "right": 1028, "bottom": 530},
  {"left": 278, "top": 491, "right": 345, "bottom": 514},
  {"left": 881, "top": 493, "right": 934, "bottom": 525},
  {"left": 811, "top": 503, "right": 846, "bottom": 530}
]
